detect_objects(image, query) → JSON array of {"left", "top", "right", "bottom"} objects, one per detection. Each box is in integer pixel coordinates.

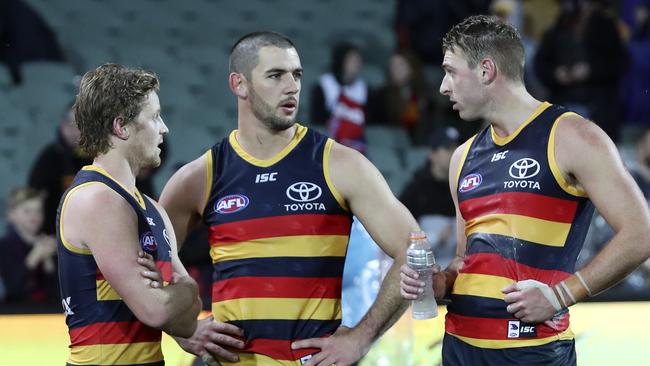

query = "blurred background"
[{"left": 0, "top": 0, "right": 649, "bottom": 365}]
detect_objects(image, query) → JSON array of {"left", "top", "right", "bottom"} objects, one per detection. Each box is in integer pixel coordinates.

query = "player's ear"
[
  {"left": 113, "top": 117, "right": 129, "bottom": 140},
  {"left": 479, "top": 57, "right": 497, "bottom": 84},
  {"left": 229, "top": 72, "right": 248, "bottom": 99}
]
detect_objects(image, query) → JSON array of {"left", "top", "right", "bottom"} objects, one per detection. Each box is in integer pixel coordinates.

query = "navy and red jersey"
[
  {"left": 57, "top": 166, "right": 172, "bottom": 366},
  {"left": 450, "top": 102, "right": 594, "bottom": 349},
  {"left": 203, "top": 124, "right": 353, "bottom": 365}
]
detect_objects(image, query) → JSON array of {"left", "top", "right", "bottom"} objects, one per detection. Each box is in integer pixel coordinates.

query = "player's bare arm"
[
  {"left": 293, "top": 142, "right": 420, "bottom": 366},
  {"left": 62, "top": 184, "right": 200, "bottom": 338},
  {"left": 159, "top": 153, "right": 209, "bottom": 247},
  {"left": 556, "top": 115, "right": 650, "bottom": 297},
  {"left": 503, "top": 115, "right": 650, "bottom": 323}
]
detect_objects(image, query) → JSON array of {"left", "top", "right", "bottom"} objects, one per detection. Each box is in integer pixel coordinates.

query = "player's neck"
[
  {"left": 92, "top": 152, "right": 138, "bottom": 192},
  {"left": 485, "top": 84, "right": 542, "bottom": 138},
  {"left": 236, "top": 113, "right": 297, "bottom": 160}
]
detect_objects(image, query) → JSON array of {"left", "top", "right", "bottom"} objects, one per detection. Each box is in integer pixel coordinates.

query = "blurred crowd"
[{"left": 2, "top": 0, "right": 650, "bottom": 310}]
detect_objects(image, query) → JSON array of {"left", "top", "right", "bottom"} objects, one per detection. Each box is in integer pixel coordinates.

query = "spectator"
[
  {"left": 310, "top": 42, "right": 368, "bottom": 152},
  {"left": 28, "top": 105, "right": 91, "bottom": 235},
  {"left": 535, "top": 0, "right": 628, "bottom": 141},
  {"left": 0, "top": 187, "right": 57, "bottom": 303},
  {"left": 368, "top": 51, "right": 433, "bottom": 144},
  {"left": 620, "top": 0, "right": 650, "bottom": 125},
  {"left": 399, "top": 126, "right": 460, "bottom": 267}
]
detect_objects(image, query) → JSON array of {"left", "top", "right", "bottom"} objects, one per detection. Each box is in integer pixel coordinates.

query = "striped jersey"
[
  {"left": 203, "top": 124, "right": 353, "bottom": 365},
  {"left": 57, "top": 166, "right": 172, "bottom": 366},
  {"left": 449, "top": 102, "right": 594, "bottom": 349}
]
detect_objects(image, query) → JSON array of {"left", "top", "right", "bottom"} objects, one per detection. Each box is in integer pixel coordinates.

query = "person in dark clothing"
[
  {"left": 400, "top": 126, "right": 460, "bottom": 220},
  {"left": 27, "top": 106, "right": 91, "bottom": 235},
  {"left": 0, "top": 0, "right": 64, "bottom": 84},
  {"left": 367, "top": 51, "right": 434, "bottom": 144},
  {"left": 534, "top": 0, "right": 628, "bottom": 141},
  {"left": 399, "top": 126, "right": 460, "bottom": 268},
  {"left": 0, "top": 187, "right": 57, "bottom": 303}
]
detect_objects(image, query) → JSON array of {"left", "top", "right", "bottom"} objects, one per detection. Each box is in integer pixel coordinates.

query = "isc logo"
[
  {"left": 214, "top": 194, "right": 250, "bottom": 214},
  {"left": 459, "top": 173, "right": 482, "bottom": 193},
  {"left": 491, "top": 150, "right": 509, "bottom": 162},
  {"left": 255, "top": 172, "right": 278, "bottom": 183}
]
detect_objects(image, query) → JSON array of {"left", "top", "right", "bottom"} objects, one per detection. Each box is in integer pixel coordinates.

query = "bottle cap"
[{"left": 410, "top": 230, "right": 427, "bottom": 240}]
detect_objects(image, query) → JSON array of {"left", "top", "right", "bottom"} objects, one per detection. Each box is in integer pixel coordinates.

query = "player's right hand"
[
  {"left": 177, "top": 315, "right": 245, "bottom": 365},
  {"left": 137, "top": 251, "right": 163, "bottom": 288},
  {"left": 400, "top": 264, "right": 425, "bottom": 300}
]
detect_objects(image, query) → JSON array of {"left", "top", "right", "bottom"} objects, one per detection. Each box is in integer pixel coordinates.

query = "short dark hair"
[
  {"left": 74, "top": 63, "right": 159, "bottom": 158},
  {"left": 229, "top": 31, "right": 296, "bottom": 79},
  {"left": 442, "top": 15, "right": 524, "bottom": 82}
]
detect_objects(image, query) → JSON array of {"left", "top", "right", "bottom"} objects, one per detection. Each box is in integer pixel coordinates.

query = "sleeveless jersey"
[
  {"left": 203, "top": 124, "right": 353, "bottom": 365},
  {"left": 449, "top": 102, "right": 594, "bottom": 349},
  {"left": 57, "top": 166, "right": 172, "bottom": 365}
]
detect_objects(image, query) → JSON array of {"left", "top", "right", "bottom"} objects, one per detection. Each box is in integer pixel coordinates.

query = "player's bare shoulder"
[
  {"left": 61, "top": 182, "right": 135, "bottom": 250},
  {"left": 553, "top": 113, "right": 618, "bottom": 176},
  {"left": 160, "top": 152, "right": 210, "bottom": 212}
]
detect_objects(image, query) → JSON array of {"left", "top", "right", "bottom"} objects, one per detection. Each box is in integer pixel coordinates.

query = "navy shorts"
[{"left": 442, "top": 333, "right": 576, "bottom": 366}]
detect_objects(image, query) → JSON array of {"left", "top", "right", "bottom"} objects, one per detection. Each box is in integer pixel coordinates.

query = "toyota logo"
[
  {"left": 286, "top": 182, "right": 322, "bottom": 202},
  {"left": 509, "top": 158, "right": 540, "bottom": 179}
]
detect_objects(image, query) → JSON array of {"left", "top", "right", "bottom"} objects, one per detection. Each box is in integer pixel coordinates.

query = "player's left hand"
[
  {"left": 502, "top": 280, "right": 559, "bottom": 323},
  {"left": 291, "top": 326, "right": 369, "bottom": 366}
]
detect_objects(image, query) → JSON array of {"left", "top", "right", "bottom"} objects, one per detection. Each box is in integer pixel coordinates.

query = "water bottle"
[{"left": 406, "top": 231, "right": 438, "bottom": 319}]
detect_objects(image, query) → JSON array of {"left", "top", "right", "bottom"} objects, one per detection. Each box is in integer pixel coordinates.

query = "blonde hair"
[{"left": 7, "top": 187, "right": 46, "bottom": 211}]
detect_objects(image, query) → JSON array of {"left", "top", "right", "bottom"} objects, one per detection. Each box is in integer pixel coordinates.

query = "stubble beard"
[{"left": 249, "top": 86, "right": 296, "bottom": 132}]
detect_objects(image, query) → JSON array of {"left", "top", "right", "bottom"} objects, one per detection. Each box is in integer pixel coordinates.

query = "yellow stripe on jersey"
[
  {"left": 548, "top": 113, "right": 589, "bottom": 197},
  {"left": 323, "top": 138, "right": 348, "bottom": 211},
  {"left": 229, "top": 124, "right": 308, "bottom": 167},
  {"left": 213, "top": 298, "right": 342, "bottom": 322},
  {"left": 69, "top": 341, "right": 163, "bottom": 365},
  {"left": 447, "top": 328, "right": 575, "bottom": 349},
  {"left": 491, "top": 102, "right": 551, "bottom": 146},
  {"left": 465, "top": 213, "right": 571, "bottom": 247},
  {"left": 210, "top": 235, "right": 349, "bottom": 262},
  {"left": 203, "top": 149, "right": 213, "bottom": 210},
  {"left": 221, "top": 352, "right": 303, "bottom": 366},
  {"left": 455, "top": 135, "right": 477, "bottom": 193},
  {"left": 96, "top": 279, "right": 121, "bottom": 301},
  {"left": 59, "top": 181, "right": 97, "bottom": 255},
  {"left": 452, "top": 273, "right": 514, "bottom": 300},
  {"left": 81, "top": 165, "right": 146, "bottom": 209}
]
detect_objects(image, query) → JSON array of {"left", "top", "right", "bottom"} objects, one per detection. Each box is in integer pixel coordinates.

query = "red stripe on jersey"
[
  {"left": 209, "top": 214, "right": 352, "bottom": 245},
  {"left": 242, "top": 337, "right": 326, "bottom": 361},
  {"left": 445, "top": 312, "right": 570, "bottom": 340},
  {"left": 462, "top": 252, "right": 571, "bottom": 284},
  {"left": 212, "top": 276, "right": 342, "bottom": 301},
  {"left": 96, "top": 261, "right": 172, "bottom": 282},
  {"left": 69, "top": 321, "right": 161, "bottom": 346},
  {"left": 460, "top": 192, "right": 578, "bottom": 223}
]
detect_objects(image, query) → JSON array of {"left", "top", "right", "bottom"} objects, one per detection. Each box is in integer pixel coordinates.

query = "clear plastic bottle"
[{"left": 406, "top": 231, "right": 438, "bottom": 319}]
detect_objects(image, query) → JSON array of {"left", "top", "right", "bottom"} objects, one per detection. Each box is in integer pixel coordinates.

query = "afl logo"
[
  {"left": 509, "top": 158, "right": 540, "bottom": 179},
  {"left": 286, "top": 182, "right": 322, "bottom": 202},
  {"left": 459, "top": 173, "right": 482, "bottom": 192},
  {"left": 140, "top": 231, "right": 157, "bottom": 251},
  {"left": 215, "top": 194, "right": 249, "bottom": 214}
]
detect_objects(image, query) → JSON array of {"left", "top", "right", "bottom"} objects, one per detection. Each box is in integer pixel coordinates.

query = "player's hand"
[
  {"left": 400, "top": 264, "right": 442, "bottom": 300},
  {"left": 400, "top": 264, "right": 424, "bottom": 300},
  {"left": 177, "top": 315, "right": 245, "bottom": 365},
  {"left": 137, "top": 251, "right": 163, "bottom": 288},
  {"left": 502, "top": 280, "right": 559, "bottom": 323},
  {"left": 291, "top": 326, "right": 369, "bottom": 366}
]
